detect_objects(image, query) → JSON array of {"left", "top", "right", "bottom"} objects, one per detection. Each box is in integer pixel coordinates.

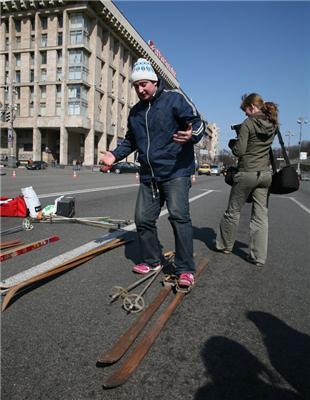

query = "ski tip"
[
  {"left": 103, "top": 377, "right": 125, "bottom": 389},
  {"left": 97, "top": 356, "right": 117, "bottom": 365}
]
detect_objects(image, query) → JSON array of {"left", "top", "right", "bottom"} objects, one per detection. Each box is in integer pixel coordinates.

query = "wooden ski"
[
  {"left": 0, "top": 239, "right": 23, "bottom": 251},
  {"left": 1, "top": 238, "right": 126, "bottom": 312},
  {"left": 98, "top": 285, "right": 172, "bottom": 364},
  {"left": 102, "top": 257, "right": 208, "bottom": 388},
  {"left": 0, "top": 236, "right": 60, "bottom": 262},
  {"left": 98, "top": 251, "right": 175, "bottom": 364}
]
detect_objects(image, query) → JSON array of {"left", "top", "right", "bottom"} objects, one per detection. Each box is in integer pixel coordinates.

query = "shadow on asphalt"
[
  {"left": 192, "top": 226, "right": 248, "bottom": 259},
  {"left": 194, "top": 335, "right": 302, "bottom": 400},
  {"left": 248, "top": 311, "right": 310, "bottom": 400}
]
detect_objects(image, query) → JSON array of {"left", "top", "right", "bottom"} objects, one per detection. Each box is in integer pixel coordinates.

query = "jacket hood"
[{"left": 249, "top": 112, "right": 277, "bottom": 136}]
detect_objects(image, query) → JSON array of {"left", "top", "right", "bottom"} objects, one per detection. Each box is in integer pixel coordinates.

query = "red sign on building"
[{"left": 148, "top": 40, "right": 177, "bottom": 78}]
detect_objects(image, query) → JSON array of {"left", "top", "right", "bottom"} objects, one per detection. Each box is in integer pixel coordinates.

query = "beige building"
[
  {"left": 0, "top": 0, "right": 183, "bottom": 166},
  {"left": 207, "top": 122, "right": 220, "bottom": 161}
]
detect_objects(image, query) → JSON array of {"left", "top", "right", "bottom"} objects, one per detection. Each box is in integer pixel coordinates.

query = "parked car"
[
  {"left": 100, "top": 161, "right": 140, "bottom": 174},
  {"left": 198, "top": 163, "right": 211, "bottom": 176},
  {"left": 1, "top": 156, "right": 20, "bottom": 168},
  {"left": 26, "top": 161, "right": 48, "bottom": 170},
  {"left": 210, "top": 164, "right": 221, "bottom": 176}
]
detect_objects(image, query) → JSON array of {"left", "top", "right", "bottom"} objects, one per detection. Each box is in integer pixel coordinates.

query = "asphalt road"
[{"left": 1, "top": 167, "right": 310, "bottom": 400}]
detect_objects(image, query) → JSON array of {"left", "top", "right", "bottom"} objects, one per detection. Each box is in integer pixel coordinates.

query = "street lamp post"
[
  {"left": 285, "top": 130, "right": 294, "bottom": 158},
  {"left": 297, "top": 117, "right": 308, "bottom": 176}
]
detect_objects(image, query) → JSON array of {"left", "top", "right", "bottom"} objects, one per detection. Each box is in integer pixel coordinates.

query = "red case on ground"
[{"left": 0, "top": 196, "right": 28, "bottom": 217}]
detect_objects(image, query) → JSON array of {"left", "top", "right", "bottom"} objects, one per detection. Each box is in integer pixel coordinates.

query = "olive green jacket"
[{"left": 231, "top": 113, "right": 277, "bottom": 172}]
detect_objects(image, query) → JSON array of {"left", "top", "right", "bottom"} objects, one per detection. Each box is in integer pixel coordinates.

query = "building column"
[
  {"left": 84, "top": 128, "right": 94, "bottom": 166},
  {"left": 32, "top": 127, "right": 41, "bottom": 161},
  {"left": 98, "top": 132, "right": 106, "bottom": 161},
  {"left": 59, "top": 126, "right": 68, "bottom": 165},
  {"left": 8, "top": 127, "right": 17, "bottom": 157}
]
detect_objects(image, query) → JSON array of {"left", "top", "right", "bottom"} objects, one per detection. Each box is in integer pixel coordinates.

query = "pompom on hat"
[{"left": 131, "top": 58, "right": 158, "bottom": 83}]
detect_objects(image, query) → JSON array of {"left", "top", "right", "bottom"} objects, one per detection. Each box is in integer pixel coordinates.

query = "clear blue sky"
[{"left": 115, "top": 1, "right": 310, "bottom": 151}]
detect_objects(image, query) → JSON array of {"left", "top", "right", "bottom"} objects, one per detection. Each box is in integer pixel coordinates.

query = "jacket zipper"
[
  {"left": 145, "top": 102, "right": 155, "bottom": 179},
  {"left": 145, "top": 103, "right": 158, "bottom": 199}
]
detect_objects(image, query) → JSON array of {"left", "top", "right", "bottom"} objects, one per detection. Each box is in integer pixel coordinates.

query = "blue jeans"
[{"left": 135, "top": 176, "right": 195, "bottom": 275}]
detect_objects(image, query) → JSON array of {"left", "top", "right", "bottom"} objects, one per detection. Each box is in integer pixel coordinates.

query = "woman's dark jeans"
[{"left": 135, "top": 176, "right": 195, "bottom": 275}]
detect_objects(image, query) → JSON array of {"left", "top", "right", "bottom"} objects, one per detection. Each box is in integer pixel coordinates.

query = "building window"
[
  {"left": 16, "top": 87, "right": 21, "bottom": 100},
  {"left": 56, "top": 85, "right": 61, "bottom": 98},
  {"left": 41, "top": 69, "right": 47, "bottom": 82},
  {"left": 30, "top": 70, "right": 34, "bottom": 82},
  {"left": 70, "top": 30, "right": 82, "bottom": 45},
  {"left": 41, "top": 17, "right": 48, "bottom": 30},
  {"left": 16, "top": 37, "right": 21, "bottom": 49},
  {"left": 56, "top": 102, "right": 61, "bottom": 116},
  {"left": 68, "top": 100, "right": 87, "bottom": 116},
  {"left": 41, "top": 51, "right": 47, "bottom": 64},
  {"left": 15, "top": 104, "right": 20, "bottom": 117},
  {"left": 69, "top": 49, "right": 82, "bottom": 64},
  {"left": 69, "top": 66, "right": 81, "bottom": 80},
  {"left": 30, "top": 86, "right": 34, "bottom": 100},
  {"left": 68, "top": 66, "right": 88, "bottom": 81},
  {"left": 68, "top": 50, "right": 88, "bottom": 67},
  {"left": 41, "top": 86, "right": 46, "bottom": 99},
  {"left": 68, "top": 101, "right": 80, "bottom": 115},
  {"left": 29, "top": 103, "right": 34, "bottom": 117},
  {"left": 15, "top": 53, "right": 21, "bottom": 67},
  {"left": 30, "top": 52, "right": 34, "bottom": 65},
  {"left": 30, "top": 17, "right": 35, "bottom": 31},
  {"left": 58, "top": 15, "right": 63, "bottom": 29},
  {"left": 5, "top": 37, "right": 9, "bottom": 50},
  {"left": 39, "top": 103, "right": 46, "bottom": 116},
  {"left": 15, "top": 71, "right": 21, "bottom": 83},
  {"left": 57, "top": 50, "right": 62, "bottom": 65},
  {"left": 57, "top": 67, "right": 62, "bottom": 81},
  {"left": 5, "top": 54, "right": 9, "bottom": 68},
  {"left": 70, "top": 13, "right": 85, "bottom": 29},
  {"left": 31, "top": 35, "right": 35, "bottom": 49},
  {"left": 4, "top": 19, "right": 9, "bottom": 33},
  {"left": 113, "top": 39, "right": 119, "bottom": 60},
  {"left": 15, "top": 20, "right": 21, "bottom": 33},
  {"left": 68, "top": 84, "right": 87, "bottom": 100},
  {"left": 24, "top": 143, "right": 33, "bottom": 151},
  {"left": 57, "top": 33, "right": 63, "bottom": 46},
  {"left": 41, "top": 34, "right": 47, "bottom": 47}
]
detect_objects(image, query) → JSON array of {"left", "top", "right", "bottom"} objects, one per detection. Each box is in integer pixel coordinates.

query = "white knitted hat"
[{"left": 131, "top": 58, "right": 158, "bottom": 83}]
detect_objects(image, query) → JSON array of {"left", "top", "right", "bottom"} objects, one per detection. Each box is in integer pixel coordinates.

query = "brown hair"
[{"left": 240, "top": 93, "right": 279, "bottom": 125}]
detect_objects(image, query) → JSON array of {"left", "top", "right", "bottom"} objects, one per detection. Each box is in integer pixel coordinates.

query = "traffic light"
[{"left": 5, "top": 111, "right": 11, "bottom": 122}]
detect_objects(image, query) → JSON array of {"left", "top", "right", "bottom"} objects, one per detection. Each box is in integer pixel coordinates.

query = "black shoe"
[
  {"left": 246, "top": 255, "right": 264, "bottom": 267},
  {"left": 215, "top": 247, "right": 231, "bottom": 254}
]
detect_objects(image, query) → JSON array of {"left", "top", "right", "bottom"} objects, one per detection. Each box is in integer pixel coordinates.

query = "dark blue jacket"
[{"left": 112, "top": 80, "right": 206, "bottom": 183}]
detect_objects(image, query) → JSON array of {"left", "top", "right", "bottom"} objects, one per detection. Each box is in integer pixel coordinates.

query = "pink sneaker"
[
  {"left": 133, "top": 262, "right": 161, "bottom": 275},
  {"left": 178, "top": 273, "right": 195, "bottom": 288}
]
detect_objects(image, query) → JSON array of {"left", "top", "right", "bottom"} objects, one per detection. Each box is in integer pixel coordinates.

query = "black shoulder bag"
[{"left": 269, "top": 129, "right": 300, "bottom": 194}]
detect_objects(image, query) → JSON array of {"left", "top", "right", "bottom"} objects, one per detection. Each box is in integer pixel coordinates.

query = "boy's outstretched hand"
[{"left": 100, "top": 151, "right": 116, "bottom": 167}]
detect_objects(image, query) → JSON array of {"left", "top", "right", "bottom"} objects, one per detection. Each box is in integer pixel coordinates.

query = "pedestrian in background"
[
  {"left": 216, "top": 93, "right": 279, "bottom": 267},
  {"left": 100, "top": 58, "right": 205, "bottom": 289}
]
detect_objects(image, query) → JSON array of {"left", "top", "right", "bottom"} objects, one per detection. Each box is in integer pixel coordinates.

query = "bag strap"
[
  {"left": 276, "top": 128, "right": 291, "bottom": 165},
  {"left": 269, "top": 128, "right": 291, "bottom": 173}
]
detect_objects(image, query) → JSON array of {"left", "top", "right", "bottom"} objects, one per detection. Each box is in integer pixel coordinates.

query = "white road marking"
[
  {"left": 286, "top": 197, "right": 310, "bottom": 215},
  {"left": 1, "top": 189, "right": 215, "bottom": 288},
  {"left": 38, "top": 184, "right": 139, "bottom": 198}
]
